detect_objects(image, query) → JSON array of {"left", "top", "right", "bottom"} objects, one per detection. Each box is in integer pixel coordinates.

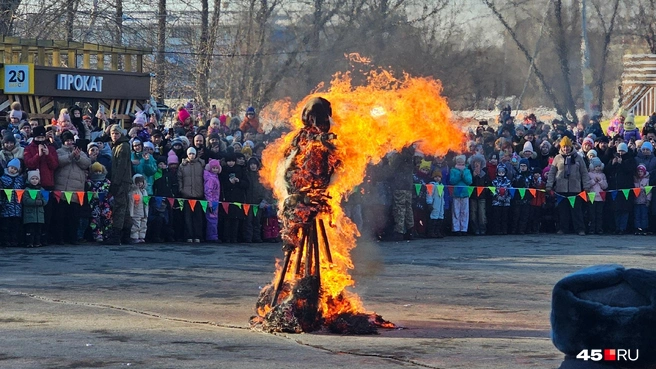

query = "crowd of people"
[{"left": 2, "top": 100, "right": 656, "bottom": 247}]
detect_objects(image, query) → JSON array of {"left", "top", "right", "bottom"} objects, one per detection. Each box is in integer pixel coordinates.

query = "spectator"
[
  {"left": 0, "top": 158, "right": 24, "bottom": 246},
  {"left": 23, "top": 169, "right": 46, "bottom": 247},
  {"left": 0, "top": 134, "right": 24, "bottom": 171},
  {"left": 605, "top": 142, "right": 637, "bottom": 234},
  {"left": 105, "top": 124, "right": 133, "bottom": 245},
  {"left": 86, "top": 162, "right": 113, "bottom": 242},
  {"left": 491, "top": 163, "right": 511, "bottom": 235},
  {"left": 128, "top": 174, "right": 149, "bottom": 243},
  {"left": 244, "top": 157, "right": 265, "bottom": 243},
  {"left": 450, "top": 155, "right": 472, "bottom": 236},
  {"left": 634, "top": 164, "right": 651, "bottom": 235},
  {"left": 220, "top": 153, "right": 249, "bottom": 243},
  {"left": 511, "top": 158, "right": 531, "bottom": 234},
  {"left": 425, "top": 170, "right": 445, "bottom": 238},
  {"left": 469, "top": 154, "right": 489, "bottom": 235},
  {"left": 240, "top": 107, "right": 263, "bottom": 134},
  {"left": 203, "top": 159, "right": 222, "bottom": 243},
  {"left": 178, "top": 147, "right": 205, "bottom": 242},
  {"left": 389, "top": 147, "right": 415, "bottom": 241}
]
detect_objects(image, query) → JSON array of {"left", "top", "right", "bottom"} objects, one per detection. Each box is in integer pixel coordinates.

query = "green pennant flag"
[
  {"left": 646, "top": 186, "right": 653, "bottom": 195},
  {"left": 3, "top": 189, "right": 12, "bottom": 200},
  {"left": 487, "top": 186, "right": 496, "bottom": 194},
  {"left": 200, "top": 200, "right": 208, "bottom": 213},
  {"left": 63, "top": 191, "right": 73, "bottom": 204},
  {"left": 622, "top": 189, "right": 630, "bottom": 200},
  {"left": 253, "top": 205, "right": 259, "bottom": 217},
  {"left": 28, "top": 189, "right": 38, "bottom": 200},
  {"left": 143, "top": 196, "right": 150, "bottom": 205},
  {"left": 87, "top": 192, "right": 94, "bottom": 203},
  {"left": 177, "top": 199, "right": 184, "bottom": 209},
  {"left": 467, "top": 186, "right": 474, "bottom": 197},
  {"left": 234, "top": 202, "right": 243, "bottom": 209},
  {"left": 414, "top": 183, "right": 421, "bottom": 196},
  {"left": 518, "top": 188, "right": 526, "bottom": 199},
  {"left": 568, "top": 196, "right": 576, "bottom": 208},
  {"left": 588, "top": 192, "right": 596, "bottom": 204},
  {"left": 436, "top": 184, "right": 444, "bottom": 196}
]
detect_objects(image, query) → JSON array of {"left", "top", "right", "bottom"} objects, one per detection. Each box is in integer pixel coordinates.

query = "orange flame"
[{"left": 260, "top": 60, "right": 465, "bottom": 320}]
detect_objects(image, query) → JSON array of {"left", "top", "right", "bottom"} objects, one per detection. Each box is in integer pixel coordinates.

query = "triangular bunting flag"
[
  {"left": 15, "top": 189, "right": 24, "bottom": 203},
  {"left": 41, "top": 190, "right": 49, "bottom": 203},
  {"left": 528, "top": 188, "right": 536, "bottom": 197},
  {"left": 588, "top": 192, "right": 596, "bottom": 203},
  {"left": 621, "top": 189, "right": 630, "bottom": 200},
  {"left": 167, "top": 197, "right": 175, "bottom": 207},
  {"left": 3, "top": 189, "right": 12, "bottom": 201},
  {"left": 54, "top": 191, "right": 62, "bottom": 203},
  {"left": 28, "top": 189, "right": 38, "bottom": 200},
  {"left": 578, "top": 191, "right": 587, "bottom": 202},
  {"left": 610, "top": 191, "right": 618, "bottom": 201},
  {"left": 414, "top": 183, "right": 421, "bottom": 196},
  {"left": 508, "top": 188, "right": 516, "bottom": 198},
  {"left": 63, "top": 191, "right": 72, "bottom": 204},
  {"left": 212, "top": 201, "right": 219, "bottom": 211},
  {"left": 568, "top": 196, "right": 576, "bottom": 208},
  {"left": 518, "top": 188, "right": 526, "bottom": 199},
  {"left": 76, "top": 192, "right": 84, "bottom": 204},
  {"left": 487, "top": 186, "right": 496, "bottom": 194},
  {"left": 133, "top": 193, "right": 141, "bottom": 203},
  {"left": 600, "top": 191, "right": 606, "bottom": 201},
  {"left": 188, "top": 199, "right": 197, "bottom": 211},
  {"left": 555, "top": 196, "right": 563, "bottom": 206},
  {"left": 234, "top": 202, "right": 243, "bottom": 209},
  {"left": 646, "top": 186, "right": 653, "bottom": 195},
  {"left": 221, "top": 202, "right": 230, "bottom": 214},
  {"left": 447, "top": 186, "right": 454, "bottom": 196},
  {"left": 243, "top": 204, "right": 251, "bottom": 215},
  {"left": 98, "top": 192, "right": 106, "bottom": 202},
  {"left": 155, "top": 197, "right": 163, "bottom": 207},
  {"left": 426, "top": 184, "right": 434, "bottom": 196},
  {"left": 633, "top": 188, "right": 641, "bottom": 198},
  {"left": 466, "top": 186, "right": 475, "bottom": 197},
  {"left": 87, "top": 192, "right": 94, "bottom": 203},
  {"left": 200, "top": 200, "right": 208, "bottom": 213},
  {"left": 177, "top": 199, "right": 184, "bottom": 209},
  {"left": 476, "top": 187, "right": 484, "bottom": 196},
  {"left": 253, "top": 205, "right": 259, "bottom": 217},
  {"left": 437, "top": 184, "right": 444, "bottom": 197},
  {"left": 143, "top": 196, "right": 150, "bottom": 205}
]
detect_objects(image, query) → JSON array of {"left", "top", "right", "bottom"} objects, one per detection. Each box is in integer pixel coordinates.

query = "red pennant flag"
[
  {"left": 499, "top": 188, "right": 506, "bottom": 196},
  {"left": 221, "top": 202, "right": 230, "bottom": 214},
  {"left": 600, "top": 191, "right": 606, "bottom": 201},
  {"left": 133, "top": 193, "right": 141, "bottom": 203},
  {"left": 578, "top": 191, "right": 588, "bottom": 202},
  {"left": 476, "top": 187, "right": 484, "bottom": 196},
  {"left": 188, "top": 199, "right": 197, "bottom": 211},
  {"left": 167, "top": 197, "right": 175, "bottom": 207},
  {"left": 528, "top": 188, "right": 536, "bottom": 197},
  {"left": 54, "top": 191, "right": 62, "bottom": 203},
  {"left": 633, "top": 188, "right": 641, "bottom": 198},
  {"left": 447, "top": 186, "right": 454, "bottom": 196},
  {"left": 15, "top": 189, "right": 24, "bottom": 203},
  {"left": 243, "top": 203, "right": 251, "bottom": 215},
  {"left": 76, "top": 191, "right": 85, "bottom": 204},
  {"left": 426, "top": 184, "right": 434, "bottom": 196}
]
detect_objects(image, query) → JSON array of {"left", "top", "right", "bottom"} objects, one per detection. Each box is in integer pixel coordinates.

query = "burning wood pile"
[{"left": 251, "top": 58, "right": 465, "bottom": 334}]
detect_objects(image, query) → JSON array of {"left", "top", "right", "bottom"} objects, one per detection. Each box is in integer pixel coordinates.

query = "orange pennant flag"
[
  {"left": 633, "top": 188, "right": 642, "bottom": 198},
  {"left": 426, "top": 184, "right": 434, "bottom": 196},
  {"left": 578, "top": 191, "right": 588, "bottom": 202},
  {"left": 476, "top": 187, "right": 484, "bottom": 196},
  {"left": 76, "top": 191, "right": 85, "bottom": 204},
  {"left": 132, "top": 193, "right": 141, "bottom": 202},
  {"left": 528, "top": 188, "right": 536, "bottom": 197},
  {"left": 188, "top": 199, "right": 197, "bottom": 211},
  {"left": 243, "top": 203, "right": 251, "bottom": 215},
  {"left": 15, "top": 189, "right": 24, "bottom": 203}
]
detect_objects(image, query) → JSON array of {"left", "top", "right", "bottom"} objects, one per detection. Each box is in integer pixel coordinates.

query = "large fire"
[{"left": 251, "top": 57, "right": 465, "bottom": 333}]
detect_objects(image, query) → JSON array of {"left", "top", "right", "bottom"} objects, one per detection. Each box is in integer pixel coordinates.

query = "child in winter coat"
[
  {"left": 491, "top": 163, "right": 511, "bottom": 235},
  {"left": 623, "top": 114, "right": 641, "bottom": 143},
  {"left": 587, "top": 158, "right": 607, "bottom": 235},
  {"left": 86, "top": 162, "right": 113, "bottom": 242},
  {"left": 469, "top": 154, "right": 490, "bottom": 235},
  {"left": 528, "top": 168, "right": 546, "bottom": 233},
  {"left": 128, "top": 174, "right": 149, "bottom": 243},
  {"left": 1, "top": 158, "right": 24, "bottom": 246},
  {"left": 425, "top": 170, "right": 445, "bottom": 238},
  {"left": 203, "top": 159, "right": 222, "bottom": 242},
  {"left": 634, "top": 164, "right": 651, "bottom": 235},
  {"left": 449, "top": 155, "right": 473, "bottom": 235},
  {"left": 23, "top": 169, "right": 45, "bottom": 247},
  {"left": 413, "top": 160, "right": 432, "bottom": 237},
  {"left": 511, "top": 158, "right": 532, "bottom": 234},
  {"left": 148, "top": 156, "right": 177, "bottom": 242}
]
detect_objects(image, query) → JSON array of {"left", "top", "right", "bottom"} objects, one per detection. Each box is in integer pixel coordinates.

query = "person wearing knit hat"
[
  {"left": 586, "top": 149, "right": 597, "bottom": 160},
  {"left": 587, "top": 156, "right": 606, "bottom": 234},
  {"left": 86, "top": 159, "right": 112, "bottom": 242},
  {"left": 607, "top": 140, "right": 637, "bottom": 234},
  {"left": 616, "top": 142, "right": 628, "bottom": 153},
  {"left": 635, "top": 163, "right": 651, "bottom": 235},
  {"left": 167, "top": 150, "right": 179, "bottom": 166},
  {"left": 546, "top": 134, "right": 592, "bottom": 236},
  {"left": 186, "top": 147, "right": 196, "bottom": 157},
  {"left": 203, "top": 158, "right": 222, "bottom": 242},
  {"left": 449, "top": 154, "right": 472, "bottom": 236},
  {"left": 1, "top": 156, "right": 24, "bottom": 246},
  {"left": 23, "top": 168, "right": 45, "bottom": 247},
  {"left": 637, "top": 141, "right": 656, "bottom": 174},
  {"left": 178, "top": 143, "right": 204, "bottom": 242},
  {"left": 1, "top": 131, "right": 24, "bottom": 171},
  {"left": 133, "top": 111, "right": 147, "bottom": 126}
]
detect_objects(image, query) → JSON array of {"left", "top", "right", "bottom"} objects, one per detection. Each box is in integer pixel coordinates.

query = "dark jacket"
[
  {"left": 388, "top": 147, "right": 414, "bottom": 191},
  {"left": 220, "top": 164, "right": 249, "bottom": 218},
  {"left": 23, "top": 184, "right": 45, "bottom": 224},
  {"left": 245, "top": 169, "right": 265, "bottom": 205},
  {"left": 110, "top": 135, "right": 133, "bottom": 193}
]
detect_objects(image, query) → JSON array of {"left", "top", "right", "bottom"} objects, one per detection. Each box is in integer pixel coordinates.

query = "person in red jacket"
[
  {"left": 23, "top": 126, "right": 59, "bottom": 244},
  {"left": 239, "top": 106, "right": 263, "bottom": 134}
]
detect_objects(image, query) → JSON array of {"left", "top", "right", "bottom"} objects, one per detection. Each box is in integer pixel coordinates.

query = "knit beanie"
[
  {"left": 177, "top": 108, "right": 190, "bottom": 122},
  {"left": 586, "top": 149, "right": 597, "bottom": 158},
  {"left": 519, "top": 158, "right": 529, "bottom": 167},
  {"left": 523, "top": 141, "right": 534, "bottom": 153},
  {"left": 419, "top": 159, "right": 432, "bottom": 171},
  {"left": 9, "top": 109, "right": 22, "bottom": 120},
  {"left": 91, "top": 162, "right": 105, "bottom": 173},
  {"left": 109, "top": 124, "right": 122, "bottom": 133},
  {"left": 187, "top": 147, "right": 196, "bottom": 156},
  {"left": 133, "top": 112, "right": 147, "bottom": 125},
  {"left": 582, "top": 137, "right": 594, "bottom": 147},
  {"left": 617, "top": 143, "right": 628, "bottom": 153},
  {"left": 560, "top": 136, "right": 573, "bottom": 148},
  {"left": 143, "top": 141, "right": 155, "bottom": 150},
  {"left": 167, "top": 151, "right": 179, "bottom": 165},
  {"left": 7, "top": 158, "right": 20, "bottom": 170},
  {"left": 642, "top": 142, "right": 654, "bottom": 153},
  {"left": 27, "top": 169, "right": 40, "bottom": 182},
  {"left": 205, "top": 159, "right": 222, "bottom": 172},
  {"left": 589, "top": 157, "right": 603, "bottom": 171}
]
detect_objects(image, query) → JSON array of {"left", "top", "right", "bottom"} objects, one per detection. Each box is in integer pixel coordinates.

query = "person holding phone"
[{"left": 219, "top": 153, "right": 249, "bottom": 243}]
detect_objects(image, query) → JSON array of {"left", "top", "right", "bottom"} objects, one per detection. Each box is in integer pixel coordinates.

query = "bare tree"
[
  {"left": 115, "top": 0, "right": 123, "bottom": 45},
  {"left": 590, "top": 0, "right": 621, "bottom": 110},
  {"left": 154, "top": 0, "right": 167, "bottom": 102},
  {"left": 65, "top": 0, "right": 79, "bottom": 41},
  {"left": 630, "top": 0, "right": 656, "bottom": 53},
  {"left": 0, "top": 0, "right": 21, "bottom": 36}
]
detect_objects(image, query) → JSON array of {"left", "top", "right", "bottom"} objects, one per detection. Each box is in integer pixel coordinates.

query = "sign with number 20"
[{"left": 2, "top": 64, "right": 34, "bottom": 94}]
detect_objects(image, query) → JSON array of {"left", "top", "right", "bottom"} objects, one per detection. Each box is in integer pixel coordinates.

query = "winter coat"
[
  {"left": 203, "top": 169, "right": 221, "bottom": 204},
  {"left": 54, "top": 145, "right": 92, "bottom": 202},
  {"left": 0, "top": 170, "right": 24, "bottom": 217},
  {"left": 110, "top": 135, "right": 133, "bottom": 192},
  {"left": 449, "top": 166, "right": 473, "bottom": 198},
  {"left": 491, "top": 175, "right": 512, "bottom": 207},
  {"left": 0, "top": 146, "right": 24, "bottom": 170},
  {"left": 434, "top": 162, "right": 451, "bottom": 209},
  {"left": 623, "top": 128, "right": 641, "bottom": 143},
  {"left": 239, "top": 117, "right": 263, "bottom": 134},
  {"left": 529, "top": 176, "right": 546, "bottom": 207},
  {"left": 634, "top": 175, "right": 651, "bottom": 205},
  {"left": 470, "top": 170, "right": 491, "bottom": 199},
  {"left": 512, "top": 171, "right": 532, "bottom": 204},
  {"left": 588, "top": 171, "right": 608, "bottom": 202},
  {"left": 606, "top": 153, "right": 637, "bottom": 191},
  {"left": 220, "top": 164, "right": 249, "bottom": 218},
  {"left": 131, "top": 152, "right": 157, "bottom": 195},
  {"left": 128, "top": 184, "right": 149, "bottom": 218},
  {"left": 636, "top": 153, "right": 656, "bottom": 175},
  {"left": 425, "top": 181, "right": 445, "bottom": 220},
  {"left": 606, "top": 118, "right": 623, "bottom": 137},
  {"left": 388, "top": 148, "right": 414, "bottom": 191},
  {"left": 245, "top": 169, "right": 265, "bottom": 205},
  {"left": 153, "top": 168, "right": 178, "bottom": 198},
  {"left": 546, "top": 151, "right": 592, "bottom": 194},
  {"left": 177, "top": 158, "right": 205, "bottom": 199},
  {"left": 23, "top": 141, "right": 59, "bottom": 188},
  {"left": 22, "top": 184, "right": 45, "bottom": 224}
]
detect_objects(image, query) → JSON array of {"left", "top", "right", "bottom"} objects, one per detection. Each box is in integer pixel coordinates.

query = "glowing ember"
[{"left": 251, "top": 58, "right": 465, "bottom": 333}]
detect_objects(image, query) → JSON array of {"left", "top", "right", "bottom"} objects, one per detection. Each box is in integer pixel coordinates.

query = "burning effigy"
[{"left": 251, "top": 57, "right": 466, "bottom": 334}]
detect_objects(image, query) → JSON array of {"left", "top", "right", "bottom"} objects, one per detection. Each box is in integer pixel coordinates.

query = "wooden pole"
[
  {"left": 293, "top": 230, "right": 307, "bottom": 276},
  {"left": 318, "top": 219, "right": 333, "bottom": 264}
]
